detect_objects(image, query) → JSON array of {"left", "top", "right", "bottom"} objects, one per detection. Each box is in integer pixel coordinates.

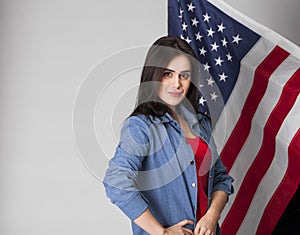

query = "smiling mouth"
[{"left": 168, "top": 92, "right": 182, "bottom": 97}]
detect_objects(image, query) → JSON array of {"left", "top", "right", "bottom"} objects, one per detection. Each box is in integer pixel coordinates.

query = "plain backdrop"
[{"left": 0, "top": 0, "right": 299, "bottom": 234}]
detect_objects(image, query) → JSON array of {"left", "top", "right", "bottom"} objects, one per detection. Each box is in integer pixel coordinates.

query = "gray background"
[{"left": 1, "top": 0, "right": 299, "bottom": 234}]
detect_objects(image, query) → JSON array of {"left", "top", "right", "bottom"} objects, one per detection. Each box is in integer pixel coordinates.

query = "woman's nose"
[{"left": 171, "top": 75, "right": 181, "bottom": 89}]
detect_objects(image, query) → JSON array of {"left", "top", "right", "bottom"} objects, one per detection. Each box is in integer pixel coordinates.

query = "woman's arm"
[
  {"left": 134, "top": 208, "right": 194, "bottom": 235},
  {"left": 194, "top": 190, "right": 227, "bottom": 235}
]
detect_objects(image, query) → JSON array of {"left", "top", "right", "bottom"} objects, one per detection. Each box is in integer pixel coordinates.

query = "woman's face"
[{"left": 157, "top": 54, "right": 191, "bottom": 108}]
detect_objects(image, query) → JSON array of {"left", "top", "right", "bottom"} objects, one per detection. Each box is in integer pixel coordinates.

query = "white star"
[
  {"left": 180, "top": 35, "right": 185, "bottom": 40},
  {"left": 210, "top": 92, "right": 219, "bottom": 101},
  {"left": 210, "top": 42, "right": 219, "bottom": 52},
  {"left": 207, "top": 27, "right": 215, "bottom": 37},
  {"left": 217, "top": 23, "right": 226, "bottom": 33},
  {"left": 199, "top": 47, "right": 207, "bottom": 56},
  {"left": 178, "top": 8, "right": 184, "bottom": 20},
  {"left": 203, "top": 62, "right": 210, "bottom": 71},
  {"left": 187, "top": 2, "right": 196, "bottom": 12},
  {"left": 182, "top": 22, "right": 188, "bottom": 31},
  {"left": 191, "top": 17, "right": 199, "bottom": 27},
  {"left": 199, "top": 96, "right": 206, "bottom": 106},
  {"left": 207, "top": 77, "right": 215, "bottom": 87},
  {"left": 226, "top": 53, "right": 233, "bottom": 61},
  {"left": 195, "top": 32, "right": 203, "bottom": 41},
  {"left": 219, "top": 72, "right": 228, "bottom": 82},
  {"left": 232, "top": 34, "right": 242, "bottom": 44},
  {"left": 215, "top": 56, "right": 224, "bottom": 66},
  {"left": 203, "top": 13, "right": 211, "bottom": 22},
  {"left": 185, "top": 36, "right": 192, "bottom": 44},
  {"left": 221, "top": 38, "right": 228, "bottom": 47}
]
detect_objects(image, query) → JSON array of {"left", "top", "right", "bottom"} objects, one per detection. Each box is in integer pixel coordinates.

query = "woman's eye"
[
  {"left": 162, "top": 71, "right": 173, "bottom": 78},
  {"left": 180, "top": 72, "right": 191, "bottom": 80}
]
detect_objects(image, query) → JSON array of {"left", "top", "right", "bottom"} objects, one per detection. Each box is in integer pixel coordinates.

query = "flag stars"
[
  {"left": 199, "top": 96, "right": 206, "bottom": 106},
  {"left": 217, "top": 23, "right": 226, "bottom": 33},
  {"left": 178, "top": 8, "right": 184, "bottom": 20},
  {"left": 215, "top": 56, "right": 224, "bottom": 66},
  {"left": 232, "top": 34, "right": 243, "bottom": 44},
  {"left": 191, "top": 17, "right": 199, "bottom": 27},
  {"left": 203, "top": 13, "right": 211, "bottom": 22},
  {"left": 207, "top": 27, "right": 215, "bottom": 37},
  {"left": 219, "top": 72, "right": 228, "bottom": 82},
  {"left": 185, "top": 36, "right": 192, "bottom": 44},
  {"left": 182, "top": 22, "right": 188, "bottom": 31},
  {"left": 221, "top": 38, "right": 228, "bottom": 47},
  {"left": 210, "top": 92, "right": 219, "bottom": 101},
  {"left": 226, "top": 52, "right": 233, "bottom": 61},
  {"left": 199, "top": 47, "right": 207, "bottom": 56},
  {"left": 207, "top": 77, "right": 215, "bottom": 87},
  {"left": 210, "top": 42, "right": 219, "bottom": 51},
  {"left": 203, "top": 62, "right": 210, "bottom": 71},
  {"left": 195, "top": 32, "right": 203, "bottom": 41},
  {"left": 187, "top": 2, "right": 196, "bottom": 12}
]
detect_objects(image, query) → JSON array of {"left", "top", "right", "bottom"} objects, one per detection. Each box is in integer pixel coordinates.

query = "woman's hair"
[{"left": 130, "top": 36, "right": 200, "bottom": 117}]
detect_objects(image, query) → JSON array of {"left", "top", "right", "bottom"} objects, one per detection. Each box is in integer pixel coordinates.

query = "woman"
[{"left": 103, "top": 36, "right": 234, "bottom": 235}]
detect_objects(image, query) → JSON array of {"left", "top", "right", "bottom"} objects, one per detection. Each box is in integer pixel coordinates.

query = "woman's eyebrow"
[{"left": 163, "top": 68, "right": 191, "bottom": 72}]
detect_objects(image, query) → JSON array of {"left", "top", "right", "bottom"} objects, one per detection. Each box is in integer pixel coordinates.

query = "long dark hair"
[{"left": 130, "top": 36, "right": 200, "bottom": 118}]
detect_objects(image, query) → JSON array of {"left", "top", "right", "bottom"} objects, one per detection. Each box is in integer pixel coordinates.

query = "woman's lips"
[{"left": 168, "top": 91, "right": 182, "bottom": 97}]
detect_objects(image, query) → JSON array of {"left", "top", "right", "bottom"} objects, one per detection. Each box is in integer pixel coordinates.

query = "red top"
[{"left": 186, "top": 136, "right": 212, "bottom": 220}]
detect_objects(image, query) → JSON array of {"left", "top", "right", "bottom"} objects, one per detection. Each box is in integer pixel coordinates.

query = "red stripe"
[
  {"left": 256, "top": 128, "right": 300, "bottom": 235},
  {"left": 221, "top": 46, "right": 289, "bottom": 172},
  {"left": 221, "top": 67, "right": 300, "bottom": 235}
]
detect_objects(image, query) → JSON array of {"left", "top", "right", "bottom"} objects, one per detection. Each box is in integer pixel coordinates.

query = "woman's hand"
[
  {"left": 194, "top": 191, "right": 228, "bottom": 235},
  {"left": 163, "top": 219, "right": 194, "bottom": 235},
  {"left": 193, "top": 210, "right": 219, "bottom": 235}
]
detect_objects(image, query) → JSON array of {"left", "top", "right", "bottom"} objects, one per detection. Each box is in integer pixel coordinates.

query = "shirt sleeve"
[
  {"left": 212, "top": 156, "right": 234, "bottom": 196},
  {"left": 103, "top": 116, "right": 151, "bottom": 220},
  {"left": 199, "top": 114, "right": 234, "bottom": 196}
]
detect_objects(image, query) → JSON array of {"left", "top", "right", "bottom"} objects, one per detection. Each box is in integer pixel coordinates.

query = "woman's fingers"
[{"left": 176, "top": 219, "right": 194, "bottom": 227}]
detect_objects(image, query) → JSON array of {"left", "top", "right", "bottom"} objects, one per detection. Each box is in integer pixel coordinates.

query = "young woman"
[{"left": 103, "top": 36, "right": 234, "bottom": 235}]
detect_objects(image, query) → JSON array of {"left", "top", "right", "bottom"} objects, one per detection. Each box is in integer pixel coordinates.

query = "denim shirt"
[{"left": 103, "top": 105, "right": 234, "bottom": 235}]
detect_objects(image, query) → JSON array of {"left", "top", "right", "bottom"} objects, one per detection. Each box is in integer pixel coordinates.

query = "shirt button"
[
  {"left": 191, "top": 182, "right": 196, "bottom": 188},
  {"left": 190, "top": 160, "right": 195, "bottom": 165}
]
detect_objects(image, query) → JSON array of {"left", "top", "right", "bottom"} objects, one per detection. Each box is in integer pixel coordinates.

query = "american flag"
[{"left": 168, "top": 0, "right": 300, "bottom": 234}]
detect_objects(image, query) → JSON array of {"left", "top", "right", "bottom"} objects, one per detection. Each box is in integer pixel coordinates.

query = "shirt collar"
[{"left": 148, "top": 104, "right": 199, "bottom": 126}]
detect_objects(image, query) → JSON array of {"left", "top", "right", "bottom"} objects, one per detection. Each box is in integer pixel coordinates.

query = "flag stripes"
[
  {"left": 219, "top": 53, "right": 300, "bottom": 233},
  {"left": 220, "top": 46, "right": 290, "bottom": 172},
  {"left": 257, "top": 127, "right": 300, "bottom": 235},
  {"left": 221, "top": 62, "right": 300, "bottom": 234},
  {"left": 213, "top": 38, "right": 275, "bottom": 153}
]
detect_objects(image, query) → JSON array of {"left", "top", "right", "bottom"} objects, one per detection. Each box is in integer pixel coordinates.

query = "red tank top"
[{"left": 186, "top": 136, "right": 212, "bottom": 220}]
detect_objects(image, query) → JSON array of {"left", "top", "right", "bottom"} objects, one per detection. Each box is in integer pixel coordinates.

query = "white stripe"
[
  {"left": 213, "top": 38, "right": 275, "bottom": 153},
  {"left": 238, "top": 85, "right": 300, "bottom": 234},
  {"left": 207, "top": 0, "right": 300, "bottom": 58},
  {"left": 219, "top": 55, "right": 299, "bottom": 226}
]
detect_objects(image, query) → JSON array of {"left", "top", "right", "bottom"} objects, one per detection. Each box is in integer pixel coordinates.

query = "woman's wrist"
[{"left": 206, "top": 207, "right": 221, "bottom": 221}]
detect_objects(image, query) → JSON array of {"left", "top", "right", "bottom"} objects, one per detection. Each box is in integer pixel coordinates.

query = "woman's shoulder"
[
  {"left": 120, "top": 114, "right": 154, "bottom": 137},
  {"left": 125, "top": 114, "right": 152, "bottom": 126}
]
